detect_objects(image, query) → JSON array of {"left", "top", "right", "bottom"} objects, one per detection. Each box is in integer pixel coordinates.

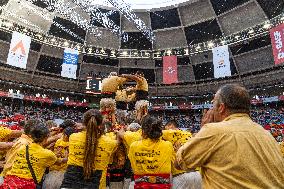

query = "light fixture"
[
  {"left": 263, "top": 23, "right": 271, "bottom": 29},
  {"left": 122, "top": 51, "right": 128, "bottom": 56},
  {"left": 208, "top": 42, "right": 214, "bottom": 48},
  {"left": 63, "top": 41, "right": 69, "bottom": 47},
  {"left": 248, "top": 29, "right": 254, "bottom": 34},
  {"left": 235, "top": 35, "right": 240, "bottom": 39},
  {"left": 167, "top": 50, "right": 171, "bottom": 55}
]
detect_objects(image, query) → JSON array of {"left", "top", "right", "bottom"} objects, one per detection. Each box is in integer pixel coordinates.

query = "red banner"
[
  {"left": 24, "top": 96, "right": 52, "bottom": 103},
  {"left": 163, "top": 56, "right": 178, "bottom": 84},
  {"left": 270, "top": 23, "right": 284, "bottom": 65},
  {"left": 279, "top": 95, "right": 284, "bottom": 101},
  {"left": 0, "top": 91, "right": 8, "bottom": 97}
]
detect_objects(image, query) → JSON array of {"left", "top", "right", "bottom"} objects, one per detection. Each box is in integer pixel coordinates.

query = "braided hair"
[{"left": 82, "top": 109, "right": 103, "bottom": 180}]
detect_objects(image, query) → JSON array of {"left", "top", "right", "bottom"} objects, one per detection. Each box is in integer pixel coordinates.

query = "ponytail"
[
  {"left": 141, "top": 115, "right": 162, "bottom": 140},
  {"left": 82, "top": 109, "right": 103, "bottom": 180}
]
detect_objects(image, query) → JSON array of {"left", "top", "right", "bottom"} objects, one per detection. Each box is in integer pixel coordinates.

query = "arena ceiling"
[
  {"left": 0, "top": 0, "right": 282, "bottom": 96},
  {"left": 0, "top": 0, "right": 283, "bottom": 49}
]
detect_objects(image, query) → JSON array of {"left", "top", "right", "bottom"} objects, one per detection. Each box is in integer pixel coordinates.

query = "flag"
[
  {"left": 212, "top": 45, "right": 231, "bottom": 78},
  {"left": 270, "top": 23, "right": 284, "bottom": 65},
  {"left": 7, "top": 32, "right": 31, "bottom": 69},
  {"left": 61, "top": 48, "right": 79, "bottom": 79},
  {"left": 163, "top": 55, "right": 178, "bottom": 84}
]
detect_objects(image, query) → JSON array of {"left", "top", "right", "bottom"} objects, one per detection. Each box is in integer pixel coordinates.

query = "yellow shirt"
[
  {"left": 0, "top": 126, "right": 12, "bottom": 141},
  {"left": 101, "top": 76, "right": 127, "bottom": 93},
  {"left": 128, "top": 138, "right": 175, "bottom": 175},
  {"left": 177, "top": 113, "right": 284, "bottom": 189},
  {"left": 115, "top": 89, "right": 128, "bottom": 102},
  {"left": 105, "top": 132, "right": 116, "bottom": 140},
  {"left": 280, "top": 142, "right": 284, "bottom": 157},
  {"left": 50, "top": 138, "right": 69, "bottom": 171},
  {"left": 162, "top": 130, "right": 192, "bottom": 175},
  {"left": 162, "top": 129, "right": 192, "bottom": 145},
  {"left": 2, "top": 134, "right": 33, "bottom": 176},
  {"left": 123, "top": 130, "right": 142, "bottom": 154},
  {"left": 136, "top": 77, "right": 148, "bottom": 91},
  {"left": 67, "top": 131, "right": 118, "bottom": 189},
  {"left": 7, "top": 143, "right": 57, "bottom": 182}
]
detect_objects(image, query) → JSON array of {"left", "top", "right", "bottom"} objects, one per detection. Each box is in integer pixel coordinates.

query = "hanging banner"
[
  {"left": 213, "top": 45, "right": 231, "bottom": 78},
  {"left": 7, "top": 32, "right": 31, "bottom": 69},
  {"left": 61, "top": 48, "right": 79, "bottom": 79},
  {"left": 163, "top": 55, "right": 178, "bottom": 84},
  {"left": 270, "top": 23, "right": 284, "bottom": 65}
]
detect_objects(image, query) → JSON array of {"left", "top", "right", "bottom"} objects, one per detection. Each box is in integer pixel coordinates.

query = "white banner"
[
  {"left": 7, "top": 32, "right": 31, "bottom": 69},
  {"left": 213, "top": 45, "right": 231, "bottom": 78},
  {"left": 61, "top": 48, "right": 79, "bottom": 79},
  {"left": 8, "top": 93, "right": 24, "bottom": 99}
]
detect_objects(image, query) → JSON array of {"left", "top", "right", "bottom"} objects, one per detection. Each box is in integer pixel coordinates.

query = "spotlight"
[
  {"left": 248, "top": 29, "right": 254, "bottom": 34},
  {"left": 208, "top": 42, "right": 214, "bottom": 48},
  {"left": 263, "top": 23, "right": 271, "bottom": 29},
  {"left": 122, "top": 51, "right": 128, "bottom": 56},
  {"left": 63, "top": 41, "right": 69, "bottom": 47}
]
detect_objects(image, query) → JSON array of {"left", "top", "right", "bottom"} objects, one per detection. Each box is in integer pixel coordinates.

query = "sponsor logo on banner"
[
  {"left": 213, "top": 45, "right": 231, "bottom": 78},
  {"left": 262, "top": 96, "right": 279, "bottom": 103},
  {"left": 163, "top": 55, "right": 178, "bottom": 84},
  {"left": 61, "top": 48, "right": 79, "bottom": 79},
  {"left": 7, "top": 32, "right": 31, "bottom": 69},
  {"left": 164, "top": 106, "right": 179, "bottom": 110},
  {"left": 8, "top": 93, "right": 24, "bottom": 99},
  {"left": 270, "top": 23, "right": 284, "bottom": 65}
]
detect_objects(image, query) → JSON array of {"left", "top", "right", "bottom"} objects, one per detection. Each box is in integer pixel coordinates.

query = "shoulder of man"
[{"left": 198, "top": 122, "right": 229, "bottom": 136}]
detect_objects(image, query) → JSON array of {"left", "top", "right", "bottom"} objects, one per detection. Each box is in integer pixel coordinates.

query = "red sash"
[
  {"left": 0, "top": 175, "right": 36, "bottom": 189},
  {"left": 134, "top": 174, "right": 171, "bottom": 189}
]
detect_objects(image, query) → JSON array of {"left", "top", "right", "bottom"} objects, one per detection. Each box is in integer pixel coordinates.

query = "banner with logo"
[
  {"left": 163, "top": 55, "right": 178, "bottom": 84},
  {"left": 61, "top": 48, "right": 79, "bottom": 79},
  {"left": 213, "top": 45, "right": 231, "bottom": 78},
  {"left": 7, "top": 32, "right": 31, "bottom": 69},
  {"left": 270, "top": 23, "right": 284, "bottom": 65}
]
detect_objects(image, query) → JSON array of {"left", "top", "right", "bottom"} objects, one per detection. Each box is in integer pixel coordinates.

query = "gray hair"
[
  {"left": 128, "top": 122, "right": 141, "bottom": 132},
  {"left": 217, "top": 84, "right": 250, "bottom": 114}
]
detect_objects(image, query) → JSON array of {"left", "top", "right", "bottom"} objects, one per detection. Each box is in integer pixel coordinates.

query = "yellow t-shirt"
[
  {"left": 0, "top": 126, "right": 12, "bottom": 141},
  {"left": 115, "top": 90, "right": 128, "bottom": 102},
  {"left": 162, "top": 130, "right": 192, "bottom": 175},
  {"left": 105, "top": 132, "right": 116, "bottom": 140},
  {"left": 50, "top": 138, "right": 69, "bottom": 171},
  {"left": 7, "top": 143, "right": 57, "bottom": 182},
  {"left": 101, "top": 76, "right": 127, "bottom": 93},
  {"left": 162, "top": 130, "right": 192, "bottom": 145},
  {"left": 67, "top": 131, "right": 118, "bottom": 189},
  {"left": 136, "top": 77, "right": 148, "bottom": 91},
  {"left": 128, "top": 138, "right": 175, "bottom": 175},
  {"left": 123, "top": 130, "right": 142, "bottom": 154},
  {"left": 1, "top": 134, "right": 33, "bottom": 176}
]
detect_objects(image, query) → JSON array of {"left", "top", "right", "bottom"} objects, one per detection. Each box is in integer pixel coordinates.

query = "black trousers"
[
  {"left": 60, "top": 165, "right": 102, "bottom": 189},
  {"left": 136, "top": 90, "right": 148, "bottom": 101}
]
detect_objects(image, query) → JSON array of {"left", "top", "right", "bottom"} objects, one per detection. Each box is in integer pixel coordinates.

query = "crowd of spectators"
[
  {"left": 251, "top": 107, "right": 284, "bottom": 142},
  {"left": 154, "top": 106, "right": 284, "bottom": 142},
  {"left": 0, "top": 103, "right": 283, "bottom": 142},
  {"left": 0, "top": 104, "right": 83, "bottom": 124}
]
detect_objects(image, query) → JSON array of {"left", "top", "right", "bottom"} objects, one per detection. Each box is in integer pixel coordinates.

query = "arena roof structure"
[{"left": 0, "top": 0, "right": 282, "bottom": 97}]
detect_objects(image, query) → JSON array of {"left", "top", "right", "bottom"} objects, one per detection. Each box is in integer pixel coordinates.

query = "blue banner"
[{"left": 61, "top": 48, "right": 79, "bottom": 79}]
